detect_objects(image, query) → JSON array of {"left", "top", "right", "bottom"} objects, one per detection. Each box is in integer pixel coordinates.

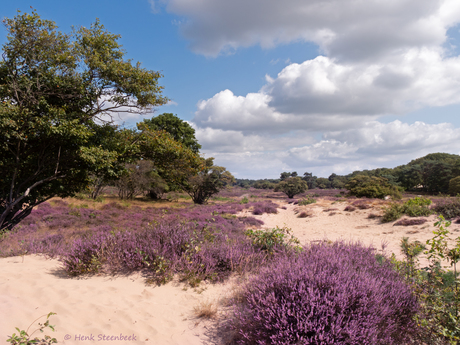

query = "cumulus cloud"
[
  {"left": 153, "top": 0, "right": 460, "bottom": 177},
  {"left": 196, "top": 121, "right": 460, "bottom": 178},
  {"left": 160, "top": 0, "right": 460, "bottom": 59},
  {"left": 193, "top": 51, "right": 460, "bottom": 132}
]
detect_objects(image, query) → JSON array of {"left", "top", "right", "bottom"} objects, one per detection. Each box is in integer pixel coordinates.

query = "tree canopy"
[
  {"left": 0, "top": 11, "right": 171, "bottom": 230},
  {"left": 142, "top": 113, "right": 201, "bottom": 153}
]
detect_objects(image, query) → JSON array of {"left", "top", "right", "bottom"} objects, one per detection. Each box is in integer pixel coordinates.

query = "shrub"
[
  {"left": 245, "top": 226, "right": 300, "bottom": 254},
  {"left": 432, "top": 197, "right": 460, "bottom": 219},
  {"left": 231, "top": 242, "right": 419, "bottom": 344},
  {"left": 394, "top": 218, "right": 427, "bottom": 226},
  {"left": 345, "top": 175, "right": 402, "bottom": 199},
  {"left": 405, "top": 196, "right": 432, "bottom": 207},
  {"left": 344, "top": 205, "right": 356, "bottom": 212},
  {"left": 297, "top": 196, "right": 316, "bottom": 205},
  {"left": 382, "top": 198, "right": 432, "bottom": 223},
  {"left": 352, "top": 200, "right": 372, "bottom": 209},
  {"left": 297, "top": 211, "right": 310, "bottom": 218},
  {"left": 274, "top": 177, "right": 308, "bottom": 199}
]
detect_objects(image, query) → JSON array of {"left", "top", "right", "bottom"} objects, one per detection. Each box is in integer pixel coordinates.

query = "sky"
[{"left": 2, "top": 0, "right": 460, "bottom": 179}]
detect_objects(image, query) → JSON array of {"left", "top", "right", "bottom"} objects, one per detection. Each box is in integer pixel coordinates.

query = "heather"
[
  {"left": 431, "top": 197, "right": 460, "bottom": 219},
  {"left": 229, "top": 241, "right": 419, "bottom": 345},
  {"left": 0, "top": 197, "right": 285, "bottom": 286}
]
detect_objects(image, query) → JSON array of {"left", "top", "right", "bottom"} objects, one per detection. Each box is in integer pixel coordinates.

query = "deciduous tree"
[{"left": 0, "top": 11, "right": 168, "bottom": 230}]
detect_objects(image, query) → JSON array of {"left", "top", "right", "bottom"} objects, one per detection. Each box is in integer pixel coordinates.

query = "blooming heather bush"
[
  {"left": 239, "top": 217, "right": 264, "bottom": 227},
  {"left": 250, "top": 201, "right": 278, "bottom": 215},
  {"left": 431, "top": 197, "right": 460, "bottom": 219},
  {"left": 231, "top": 242, "right": 419, "bottom": 345},
  {"left": 352, "top": 199, "right": 372, "bottom": 209}
]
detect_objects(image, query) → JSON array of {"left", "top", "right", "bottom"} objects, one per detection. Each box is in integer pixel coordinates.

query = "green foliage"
[
  {"left": 6, "top": 312, "right": 57, "bottom": 345},
  {"left": 142, "top": 113, "right": 201, "bottom": 153},
  {"left": 240, "top": 196, "right": 249, "bottom": 204},
  {"left": 245, "top": 226, "right": 301, "bottom": 254},
  {"left": 382, "top": 197, "right": 432, "bottom": 223},
  {"left": 345, "top": 175, "right": 402, "bottom": 199},
  {"left": 449, "top": 176, "right": 460, "bottom": 196},
  {"left": 405, "top": 196, "right": 432, "bottom": 206},
  {"left": 0, "top": 11, "right": 168, "bottom": 231},
  {"left": 395, "top": 218, "right": 460, "bottom": 343},
  {"left": 181, "top": 158, "right": 235, "bottom": 204},
  {"left": 274, "top": 176, "right": 308, "bottom": 198},
  {"left": 298, "top": 196, "right": 316, "bottom": 205}
]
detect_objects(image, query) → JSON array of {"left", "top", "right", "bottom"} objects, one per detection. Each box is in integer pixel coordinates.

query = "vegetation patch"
[{"left": 228, "top": 242, "right": 418, "bottom": 344}]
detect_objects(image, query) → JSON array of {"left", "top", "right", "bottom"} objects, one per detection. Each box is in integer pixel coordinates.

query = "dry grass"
[{"left": 193, "top": 301, "right": 218, "bottom": 319}]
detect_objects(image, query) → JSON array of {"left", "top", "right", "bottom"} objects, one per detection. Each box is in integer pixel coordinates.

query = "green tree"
[
  {"left": 0, "top": 11, "right": 168, "bottom": 230},
  {"left": 142, "top": 113, "right": 201, "bottom": 153},
  {"left": 274, "top": 176, "right": 308, "bottom": 198},
  {"left": 449, "top": 176, "right": 460, "bottom": 196},
  {"left": 181, "top": 158, "right": 234, "bottom": 204}
]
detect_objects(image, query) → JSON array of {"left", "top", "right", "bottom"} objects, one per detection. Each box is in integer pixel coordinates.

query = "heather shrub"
[
  {"left": 352, "top": 199, "right": 372, "bottom": 209},
  {"left": 239, "top": 217, "right": 264, "bottom": 227},
  {"left": 344, "top": 205, "right": 356, "bottom": 212},
  {"left": 394, "top": 218, "right": 427, "bottom": 226},
  {"left": 250, "top": 201, "right": 278, "bottom": 215},
  {"left": 231, "top": 242, "right": 418, "bottom": 345},
  {"left": 297, "top": 211, "right": 310, "bottom": 218},
  {"left": 431, "top": 197, "right": 460, "bottom": 219}
]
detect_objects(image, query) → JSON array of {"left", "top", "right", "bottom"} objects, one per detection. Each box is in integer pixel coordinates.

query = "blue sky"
[{"left": 2, "top": 1, "right": 460, "bottom": 179}]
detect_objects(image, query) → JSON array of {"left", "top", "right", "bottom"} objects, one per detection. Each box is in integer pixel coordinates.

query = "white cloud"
[
  {"left": 162, "top": 0, "right": 460, "bottom": 59},
  {"left": 198, "top": 121, "right": 460, "bottom": 178},
  {"left": 155, "top": 0, "right": 460, "bottom": 178}
]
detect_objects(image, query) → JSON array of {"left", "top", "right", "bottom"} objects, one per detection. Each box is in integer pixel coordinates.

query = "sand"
[
  {"left": 1, "top": 198, "right": 454, "bottom": 344},
  {"left": 0, "top": 255, "right": 229, "bottom": 344}
]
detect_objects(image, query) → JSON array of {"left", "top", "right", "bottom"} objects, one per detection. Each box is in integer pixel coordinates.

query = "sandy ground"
[
  {"left": 0, "top": 255, "right": 231, "bottom": 344},
  {"left": 1, "top": 198, "right": 455, "bottom": 344}
]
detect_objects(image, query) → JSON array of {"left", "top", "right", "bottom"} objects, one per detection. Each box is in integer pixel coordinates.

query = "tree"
[
  {"left": 181, "top": 158, "right": 234, "bottom": 204},
  {"left": 280, "top": 172, "right": 297, "bottom": 181},
  {"left": 275, "top": 177, "right": 308, "bottom": 198},
  {"left": 302, "top": 172, "right": 317, "bottom": 189},
  {"left": 142, "top": 113, "right": 201, "bottom": 153},
  {"left": 0, "top": 11, "right": 168, "bottom": 230},
  {"left": 449, "top": 176, "right": 460, "bottom": 196}
]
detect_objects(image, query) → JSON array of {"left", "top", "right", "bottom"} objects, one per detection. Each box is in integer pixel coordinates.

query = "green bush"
[
  {"left": 345, "top": 175, "right": 402, "bottom": 199},
  {"left": 382, "top": 197, "right": 432, "bottom": 223},
  {"left": 382, "top": 204, "right": 404, "bottom": 223},
  {"left": 245, "top": 226, "right": 301, "bottom": 254},
  {"left": 449, "top": 176, "right": 460, "bottom": 196}
]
